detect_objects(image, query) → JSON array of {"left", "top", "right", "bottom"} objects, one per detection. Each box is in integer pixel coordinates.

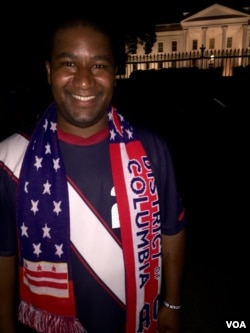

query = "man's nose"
[{"left": 73, "top": 67, "right": 95, "bottom": 88}]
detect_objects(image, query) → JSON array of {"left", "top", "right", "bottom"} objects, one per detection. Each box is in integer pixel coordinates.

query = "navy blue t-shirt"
[{"left": 0, "top": 125, "right": 186, "bottom": 333}]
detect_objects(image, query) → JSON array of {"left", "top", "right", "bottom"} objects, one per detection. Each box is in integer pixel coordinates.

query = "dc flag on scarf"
[{"left": 23, "top": 259, "right": 69, "bottom": 298}]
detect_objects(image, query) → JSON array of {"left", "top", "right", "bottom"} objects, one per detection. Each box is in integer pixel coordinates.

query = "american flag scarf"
[{"left": 17, "top": 102, "right": 161, "bottom": 333}]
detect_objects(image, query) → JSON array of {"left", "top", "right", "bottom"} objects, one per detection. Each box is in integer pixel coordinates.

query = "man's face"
[{"left": 46, "top": 25, "right": 116, "bottom": 137}]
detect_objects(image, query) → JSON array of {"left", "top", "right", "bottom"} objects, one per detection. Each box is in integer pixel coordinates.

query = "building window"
[
  {"left": 145, "top": 62, "right": 150, "bottom": 70},
  {"left": 192, "top": 40, "right": 198, "bottom": 50},
  {"left": 172, "top": 41, "right": 177, "bottom": 52},
  {"left": 158, "top": 42, "right": 163, "bottom": 53},
  {"left": 226, "top": 37, "right": 232, "bottom": 48},
  {"left": 209, "top": 38, "right": 215, "bottom": 49},
  {"left": 132, "top": 63, "right": 137, "bottom": 71}
]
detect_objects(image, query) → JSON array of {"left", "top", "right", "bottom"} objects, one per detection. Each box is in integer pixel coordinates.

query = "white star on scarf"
[
  {"left": 118, "top": 113, "right": 124, "bottom": 122},
  {"left": 43, "top": 119, "right": 48, "bottom": 131},
  {"left": 45, "top": 143, "right": 51, "bottom": 154},
  {"left": 21, "top": 222, "right": 29, "bottom": 237},
  {"left": 53, "top": 201, "right": 62, "bottom": 215},
  {"left": 31, "top": 200, "right": 39, "bottom": 215},
  {"left": 53, "top": 158, "right": 60, "bottom": 172},
  {"left": 32, "top": 140, "right": 37, "bottom": 150},
  {"left": 126, "top": 128, "right": 133, "bottom": 139},
  {"left": 34, "top": 156, "right": 43, "bottom": 170},
  {"left": 43, "top": 180, "right": 52, "bottom": 195},
  {"left": 24, "top": 181, "right": 29, "bottom": 193},
  {"left": 33, "top": 243, "right": 42, "bottom": 257},
  {"left": 42, "top": 224, "right": 51, "bottom": 238},
  {"left": 108, "top": 110, "right": 113, "bottom": 120},
  {"left": 55, "top": 244, "right": 64, "bottom": 257},
  {"left": 50, "top": 121, "right": 57, "bottom": 132},
  {"left": 110, "top": 129, "right": 117, "bottom": 140}
]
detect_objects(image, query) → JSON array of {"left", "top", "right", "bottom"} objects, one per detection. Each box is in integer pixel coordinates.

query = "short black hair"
[{"left": 44, "top": 12, "right": 123, "bottom": 67}]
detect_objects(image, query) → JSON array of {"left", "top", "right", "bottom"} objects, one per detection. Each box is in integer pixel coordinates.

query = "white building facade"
[{"left": 125, "top": 3, "right": 250, "bottom": 77}]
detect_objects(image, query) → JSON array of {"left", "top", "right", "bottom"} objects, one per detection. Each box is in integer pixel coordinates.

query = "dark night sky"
[{"left": 4, "top": 1, "right": 250, "bottom": 36}]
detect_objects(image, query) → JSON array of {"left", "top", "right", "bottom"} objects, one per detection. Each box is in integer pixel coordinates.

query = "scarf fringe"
[{"left": 18, "top": 300, "right": 87, "bottom": 333}]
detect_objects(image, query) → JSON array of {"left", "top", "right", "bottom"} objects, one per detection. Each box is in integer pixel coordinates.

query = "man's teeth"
[{"left": 72, "top": 94, "right": 95, "bottom": 101}]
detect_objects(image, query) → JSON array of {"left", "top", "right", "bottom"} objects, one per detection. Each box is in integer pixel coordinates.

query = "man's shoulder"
[
  {"left": 134, "top": 125, "right": 174, "bottom": 172},
  {"left": 0, "top": 132, "right": 30, "bottom": 177},
  {"left": 0, "top": 132, "right": 29, "bottom": 151}
]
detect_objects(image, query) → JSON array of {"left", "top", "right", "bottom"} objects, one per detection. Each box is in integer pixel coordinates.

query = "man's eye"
[
  {"left": 93, "top": 64, "right": 105, "bottom": 69},
  {"left": 63, "top": 62, "right": 75, "bottom": 67}
]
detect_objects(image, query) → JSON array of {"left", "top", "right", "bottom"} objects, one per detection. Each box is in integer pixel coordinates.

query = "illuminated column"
[
  {"left": 183, "top": 29, "right": 188, "bottom": 51},
  {"left": 221, "top": 25, "right": 227, "bottom": 50},
  {"left": 201, "top": 27, "right": 207, "bottom": 47},
  {"left": 242, "top": 24, "right": 248, "bottom": 49}
]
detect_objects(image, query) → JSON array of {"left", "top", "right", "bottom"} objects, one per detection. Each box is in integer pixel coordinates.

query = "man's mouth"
[{"left": 72, "top": 94, "right": 95, "bottom": 102}]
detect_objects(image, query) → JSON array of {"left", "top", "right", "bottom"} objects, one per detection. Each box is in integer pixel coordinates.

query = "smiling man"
[{"left": 0, "top": 14, "right": 186, "bottom": 333}]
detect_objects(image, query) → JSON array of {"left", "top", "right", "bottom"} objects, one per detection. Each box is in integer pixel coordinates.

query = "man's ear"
[{"left": 45, "top": 61, "right": 51, "bottom": 85}]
